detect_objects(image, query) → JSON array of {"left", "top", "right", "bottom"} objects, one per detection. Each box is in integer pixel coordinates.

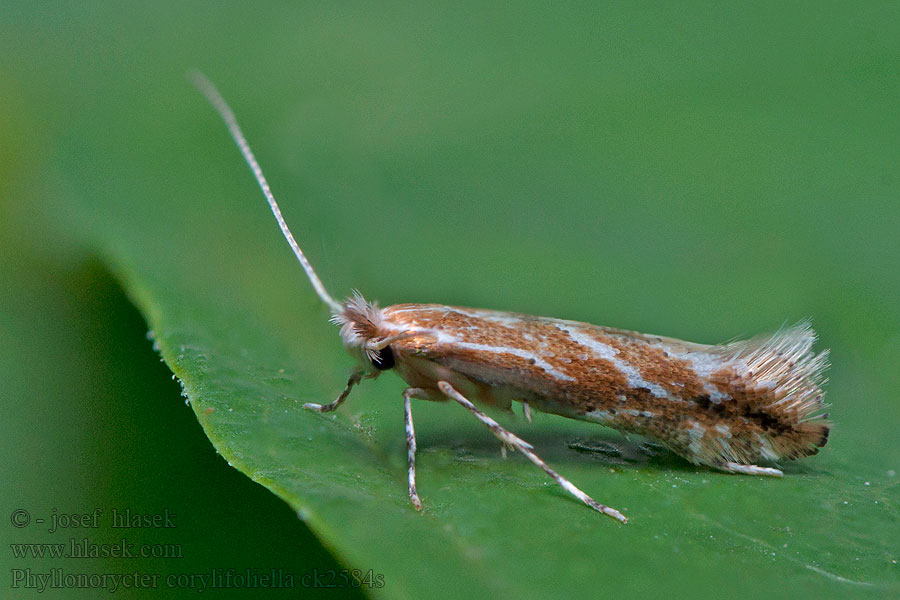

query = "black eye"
[{"left": 370, "top": 345, "right": 395, "bottom": 370}]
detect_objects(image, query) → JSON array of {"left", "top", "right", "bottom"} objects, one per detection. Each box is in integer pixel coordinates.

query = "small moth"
[{"left": 192, "top": 72, "right": 830, "bottom": 523}]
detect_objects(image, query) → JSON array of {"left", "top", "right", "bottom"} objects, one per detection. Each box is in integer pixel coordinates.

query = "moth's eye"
[{"left": 370, "top": 345, "right": 395, "bottom": 370}]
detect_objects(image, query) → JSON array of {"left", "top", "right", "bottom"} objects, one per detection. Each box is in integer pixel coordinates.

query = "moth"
[{"left": 191, "top": 72, "right": 830, "bottom": 523}]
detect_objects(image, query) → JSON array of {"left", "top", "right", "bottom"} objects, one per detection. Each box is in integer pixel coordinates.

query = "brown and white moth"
[{"left": 192, "top": 72, "right": 830, "bottom": 524}]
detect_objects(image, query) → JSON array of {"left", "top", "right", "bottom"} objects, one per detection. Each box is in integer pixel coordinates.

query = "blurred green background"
[{"left": 2, "top": 2, "right": 898, "bottom": 598}]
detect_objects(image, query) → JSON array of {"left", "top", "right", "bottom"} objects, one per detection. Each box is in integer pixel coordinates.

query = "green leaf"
[{"left": 4, "top": 2, "right": 899, "bottom": 598}]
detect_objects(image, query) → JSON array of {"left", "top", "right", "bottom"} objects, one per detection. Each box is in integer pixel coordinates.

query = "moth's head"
[{"left": 331, "top": 291, "right": 395, "bottom": 373}]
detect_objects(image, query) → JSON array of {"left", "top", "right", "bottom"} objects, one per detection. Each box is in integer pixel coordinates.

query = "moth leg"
[
  {"left": 500, "top": 440, "right": 519, "bottom": 459},
  {"left": 402, "top": 387, "right": 426, "bottom": 510},
  {"left": 718, "top": 462, "right": 783, "bottom": 477},
  {"left": 522, "top": 401, "right": 533, "bottom": 423},
  {"left": 303, "top": 371, "right": 363, "bottom": 412},
  {"left": 436, "top": 381, "right": 627, "bottom": 524}
]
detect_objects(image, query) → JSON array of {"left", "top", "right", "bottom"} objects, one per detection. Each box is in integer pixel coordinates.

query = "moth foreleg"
[
  {"left": 717, "top": 461, "right": 784, "bottom": 477},
  {"left": 402, "top": 387, "right": 426, "bottom": 510},
  {"left": 303, "top": 371, "right": 364, "bottom": 412},
  {"left": 436, "top": 381, "right": 627, "bottom": 524}
]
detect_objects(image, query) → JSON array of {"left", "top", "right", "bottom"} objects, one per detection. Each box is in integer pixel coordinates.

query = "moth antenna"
[{"left": 189, "top": 70, "right": 343, "bottom": 315}]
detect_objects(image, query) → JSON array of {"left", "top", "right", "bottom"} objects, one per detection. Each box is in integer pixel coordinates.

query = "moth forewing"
[
  {"left": 378, "top": 305, "right": 829, "bottom": 469},
  {"left": 193, "top": 73, "right": 830, "bottom": 524}
]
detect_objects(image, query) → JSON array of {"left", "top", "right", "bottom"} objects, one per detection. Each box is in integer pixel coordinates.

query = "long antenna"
[{"left": 189, "top": 70, "right": 344, "bottom": 315}]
